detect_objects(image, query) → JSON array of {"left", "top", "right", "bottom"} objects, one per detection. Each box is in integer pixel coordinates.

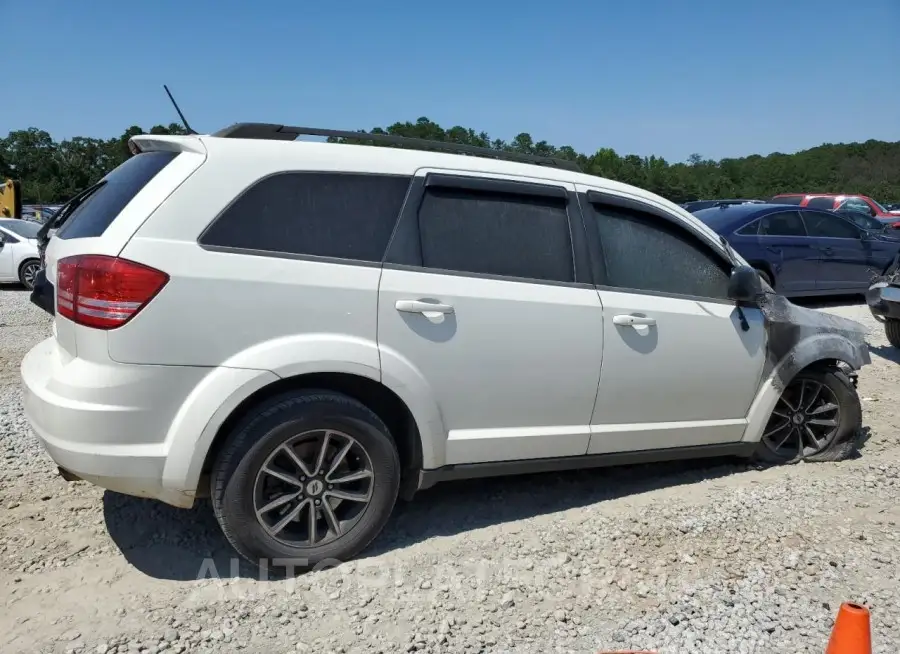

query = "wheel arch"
[
  {"left": 199, "top": 372, "right": 426, "bottom": 500},
  {"left": 17, "top": 256, "right": 40, "bottom": 277},
  {"left": 742, "top": 334, "right": 867, "bottom": 445}
]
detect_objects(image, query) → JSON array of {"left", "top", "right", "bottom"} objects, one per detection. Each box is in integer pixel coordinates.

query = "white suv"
[{"left": 21, "top": 123, "right": 871, "bottom": 569}]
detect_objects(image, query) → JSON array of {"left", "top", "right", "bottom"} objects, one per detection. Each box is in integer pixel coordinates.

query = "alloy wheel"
[
  {"left": 762, "top": 379, "right": 840, "bottom": 459},
  {"left": 252, "top": 429, "right": 374, "bottom": 547},
  {"left": 21, "top": 261, "right": 39, "bottom": 289}
]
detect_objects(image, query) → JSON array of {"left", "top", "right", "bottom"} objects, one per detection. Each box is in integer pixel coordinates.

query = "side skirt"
[{"left": 416, "top": 442, "right": 757, "bottom": 492}]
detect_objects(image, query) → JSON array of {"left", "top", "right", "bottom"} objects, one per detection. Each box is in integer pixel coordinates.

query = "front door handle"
[
  {"left": 766, "top": 246, "right": 782, "bottom": 254},
  {"left": 395, "top": 299, "right": 455, "bottom": 316},
  {"left": 613, "top": 314, "right": 656, "bottom": 327}
]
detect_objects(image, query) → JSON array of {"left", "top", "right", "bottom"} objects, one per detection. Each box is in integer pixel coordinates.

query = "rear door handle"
[
  {"left": 613, "top": 314, "right": 656, "bottom": 327},
  {"left": 766, "top": 246, "right": 782, "bottom": 254},
  {"left": 395, "top": 300, "right": 455, "bottom": 316}
]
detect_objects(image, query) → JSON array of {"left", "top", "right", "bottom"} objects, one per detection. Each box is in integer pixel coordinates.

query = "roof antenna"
[{"left": 163, "top": 84, "right": 198, "bottom": 135}]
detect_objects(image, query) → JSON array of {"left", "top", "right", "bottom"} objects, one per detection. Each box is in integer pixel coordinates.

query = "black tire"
[
  {"left": 885, "top": 319, "right": 900, "bottom": 348},
  {"left": 755, "top": 268, "right": 773, "bottom": 288},
  {"left": 753, "top": 366, "right": 861, "bottom": 465},
  {"left": 211, "top": 390, "right": 400, "bottom": 572},
  {"left": 18, "top": 259, "right": 40, "bottom": 290}
]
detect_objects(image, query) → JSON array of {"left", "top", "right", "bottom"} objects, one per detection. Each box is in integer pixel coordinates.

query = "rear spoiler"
[{"left": 128, "top": 134, "right": 207, "bottom": 156}]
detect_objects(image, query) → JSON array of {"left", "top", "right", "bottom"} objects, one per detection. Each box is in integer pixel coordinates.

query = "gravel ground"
[{"left": 1, "top": 286, "right": 899, "bottom": 653}]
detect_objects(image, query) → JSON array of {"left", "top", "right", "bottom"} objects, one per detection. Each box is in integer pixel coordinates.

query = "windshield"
[
  {"left": 871, "top": 198, "right": 888, "bottom": 213},
  {"left": 0, "top": 219, "right": 41, "bottom": 239}
]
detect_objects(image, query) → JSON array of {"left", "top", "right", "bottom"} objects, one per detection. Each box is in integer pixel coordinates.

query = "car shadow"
[
  {"left": 790, "top": 294, "right": 864, "bottom": 310},
  {"left": 101, "top": 454, "right": 815, "bottom": 582},
  {"left": 868, "top": 343, "right": 900, "bottom": 364}
]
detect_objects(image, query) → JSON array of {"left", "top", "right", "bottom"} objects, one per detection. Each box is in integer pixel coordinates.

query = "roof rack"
[{"left": 211, "top": 123, "right": 582, "bottom": 173}]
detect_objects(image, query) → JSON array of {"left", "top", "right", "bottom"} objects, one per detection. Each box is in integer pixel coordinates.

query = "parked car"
[
  {"left": 836, "top": 209, "right": 900, "bottom": 241},
  {"left": 695, "top": 203, "right": 900, "bottom": 297},
  {"left": 770, "top": 194, "right": 900, "bottom": 227},
  {"left": 682, "top": 199, "right": 765, "bottom": 213},
  {"left": 21, "top": 125, "right": 871, "bottom": 570},
  {"left": 885, "top": 203, "right": 900, "bottom": 215},
  {"left": 0, "top": 218, "right": 41, "bottom": 289},
  {"left": 866, "top": 253, "right": 900, "bottom": 347}
]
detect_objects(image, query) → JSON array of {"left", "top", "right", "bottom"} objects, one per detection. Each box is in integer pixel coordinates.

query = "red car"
[{"left": 770, "top": 193, "right": 900, "bottom": 227}]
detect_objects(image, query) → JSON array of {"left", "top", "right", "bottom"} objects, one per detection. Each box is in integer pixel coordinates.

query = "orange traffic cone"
[{"left": 826, "top": 602, "right": 871, "bottom": 654}]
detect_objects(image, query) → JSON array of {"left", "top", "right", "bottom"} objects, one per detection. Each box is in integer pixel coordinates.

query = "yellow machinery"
[{"left": 0, "top": 179, "right": 22, "bottom": 218}]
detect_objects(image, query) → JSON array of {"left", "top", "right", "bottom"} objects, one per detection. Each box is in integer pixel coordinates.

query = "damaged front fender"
[{"left": 742, "top": 293, "right": 870, "bottom": 445}]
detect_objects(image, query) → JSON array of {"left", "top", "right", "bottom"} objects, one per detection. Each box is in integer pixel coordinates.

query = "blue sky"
[{"left": 5, "top": 0, "right": 899, "bottom": 162}]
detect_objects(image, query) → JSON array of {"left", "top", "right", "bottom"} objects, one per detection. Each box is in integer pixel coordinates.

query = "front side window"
[
  {"left": 200, "top": 172, "right": 411, "bottom": 262},
  {"left": 803, "top": 211, "right": 863, "bottom": 239},
  {"left": 588, "top": 203, "right": 730, "bottom": 299},
  {"left": 416, "top": 186, "right": 574, "bottom": 283},
  {"left": 758, "top": 211, "right": 807, "bottom": 237}
]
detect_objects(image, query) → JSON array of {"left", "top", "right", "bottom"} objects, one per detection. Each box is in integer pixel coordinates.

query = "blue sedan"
[{"left": 694, "top": 203, "right": 900, "bottom": 298}]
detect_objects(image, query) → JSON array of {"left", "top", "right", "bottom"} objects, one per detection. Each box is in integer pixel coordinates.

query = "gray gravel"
[{"left": 1, "top": 286, "right": 899, "bottom": 653}]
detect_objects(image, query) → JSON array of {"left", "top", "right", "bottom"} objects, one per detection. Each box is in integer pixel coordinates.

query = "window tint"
[
  {"left": 56, "top": 151, "right": 179, "bottom": 240},
  {"left": 0, "top": 229, "right": 20, "bottom": 244},
  {"left": 804, "top": 212, "right": 862, "bottom": 239},
  {"left": 758, "top": 211, "right": 806, "bottom": 236},
  {"left": 806, "top": 197, "right": 836, "bottom": 210},
  {"left": 736, "top": 219, "right": 760, "bottom": 235},
  {"left": 201, "top": 173, "right": 410, "bottom": 262},
  {"left": 588, "top": 204, "right": 730, "bottom": 299},
  {"left": 771, "top": 195, "right": 804, "bottom": 205},
  {"left": 838, "top": 210, "right": 883, "bottom": 231},
  {"left": 0, "top": 219, "right": 41, "bottom": 239},
  {"left": 417, "top": 186, "right": 574, "bottom": 283}
]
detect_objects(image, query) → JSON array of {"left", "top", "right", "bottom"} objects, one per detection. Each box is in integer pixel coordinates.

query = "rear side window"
[
  {"left": 758, "top": 211, "right": 806, "bottom": 236},
  {"left": 806, "top": 197, "right": 836, "bottom": 210},
  {"left": 417, "top": 186, "right": 574, "bottom": 283},
  {"left": 588, "top": 204, "right": 730, "bottom": 299},
  {"left": 771, "top": 195, "right": 804, "bottom": 205},
  {"left": 56, "top": 151, "right": 179, "bottom": 240},
  {"left": 736, "top": 219, "right": 760, "bottom": 235},
  {"left": 200, "top": 172, "right": 410, "bottom": 262}
]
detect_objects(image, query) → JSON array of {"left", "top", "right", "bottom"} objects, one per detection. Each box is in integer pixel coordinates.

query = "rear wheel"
[
  {"left": 18, "top": 259, "right": 40, "bottom": 290},
  {"left": 885, "top": 319, "right": 900, "bottom": 348},
  {"left": 211, "top": 390, "right": 401, "bottom": 572},
  {"left": 754, "top": 367, "right": 861, "bottom": 464}
]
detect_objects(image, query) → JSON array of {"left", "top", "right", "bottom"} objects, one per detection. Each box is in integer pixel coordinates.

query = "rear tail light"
[{"left": 56, "top": 255, "right": 169, "bottom": 329}]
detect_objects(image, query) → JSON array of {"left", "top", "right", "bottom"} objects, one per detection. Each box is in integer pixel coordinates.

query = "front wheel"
[
  {"left": 885, "top": 319, "right": 900, "bottom": 348},
  {"left": 211, "top": 390, "right": 401, "bottom": 572},
  {"left": 754, "top": 367, "right": 861, "bottom": 464}
]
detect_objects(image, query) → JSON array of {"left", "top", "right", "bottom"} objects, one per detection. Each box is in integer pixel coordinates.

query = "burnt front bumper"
[{"left": 866, "top": 282, "right": 900, "bottom": 322}]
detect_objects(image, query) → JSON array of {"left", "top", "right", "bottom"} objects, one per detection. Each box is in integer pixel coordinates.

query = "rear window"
[{"left": 55, "top": 151, "right": 179, "bottom": 240}]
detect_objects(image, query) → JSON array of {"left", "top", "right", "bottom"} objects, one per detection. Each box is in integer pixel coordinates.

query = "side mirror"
[{"left": 728, "top": 265, "right": 764, "bottom": 303}]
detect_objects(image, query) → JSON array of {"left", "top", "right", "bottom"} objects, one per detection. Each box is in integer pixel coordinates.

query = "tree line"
[{"left": 2, "top": 118, "right": 898, "bottom": 206}]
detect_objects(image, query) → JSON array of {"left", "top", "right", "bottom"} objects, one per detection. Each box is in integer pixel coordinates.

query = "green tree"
[{"left": 2, "top": 119, "right": 899, "bottom": 205}]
